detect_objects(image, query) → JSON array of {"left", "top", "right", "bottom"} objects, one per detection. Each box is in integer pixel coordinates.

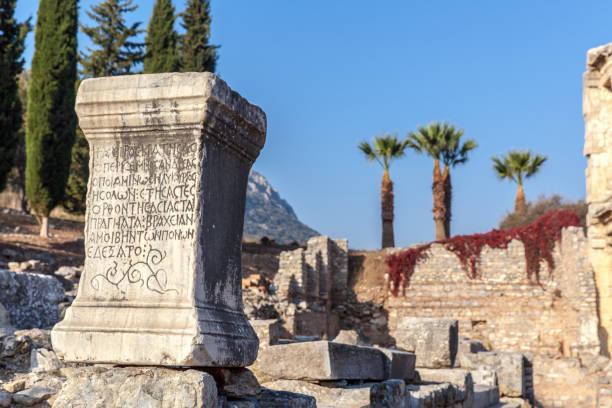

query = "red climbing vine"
[{"left": 385, "top": 210, "right": 581, "bottom": 296}]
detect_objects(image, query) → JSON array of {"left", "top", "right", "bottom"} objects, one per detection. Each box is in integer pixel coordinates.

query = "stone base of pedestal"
[
  {"left": 51, "top": 302, "right": 259, "bottom": 367},
  {"left": 52, "top": 366, "right": 316, "bottom": 408}
]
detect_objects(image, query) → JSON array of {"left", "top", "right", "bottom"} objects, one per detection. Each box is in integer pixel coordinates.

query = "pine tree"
[
  {"left": 180, "top": 0, "right": 218, "bottom": 72},
  {"left": 144, "top": 0, "right": 179, "bottom": 73},
  {"left": 80, "top": 0, "right": 145, "bottom": 77},
  {"left": 63, "top": 0, "right": 145, "bottom": 215},
  {"left": 26, "top": 0, "right": 78, "bottom": 237},
  {"left": 0, "top": 0, "right": 30, "bottom": 192}
]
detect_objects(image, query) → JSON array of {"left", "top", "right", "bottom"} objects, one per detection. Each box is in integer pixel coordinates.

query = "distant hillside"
[{"left": 243, "top": 170, "right": 318, "bottom": 244}]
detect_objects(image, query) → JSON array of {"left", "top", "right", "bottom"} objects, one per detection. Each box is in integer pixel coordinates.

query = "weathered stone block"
[
  {"left": 414, "top": 368, "right": 474, "bottom": 407},
  {"left": 333, "top": 329, "right": 372, "bottom": 346},
  {"left": 51, "top": 73, "right": 266, "bottom": 367},
  {"left": 258, "top": 340, "right": 387, "bottom": 380},
  {"left": 256, "top": 389, "right": 316, "bottom": 407},
  {"left": 370, "top": 379, "right": 406, "bottom": 408},
  {"left": 0, "top": 270, "right": 64, "bottom": 329},
  {"left": 460, "top": 351, "right": 525, "bottom": 397},
  {"left": 394, "top": 317, "right": 458, "bottom": 368},
  {"left": 52, "top": 366, "right": 218, "bottom": 408},
  {"left": 0, "top": 303, "right": 12, "bottom": 337},
  {"left": 473, "top": 384, "right": 499, "bottom": 408},
  {"left": 264, "top": 379, "right": 371, "bottom": 408},
  {"left": 376, "top": 347, "right": 416, "bottom": 380}
]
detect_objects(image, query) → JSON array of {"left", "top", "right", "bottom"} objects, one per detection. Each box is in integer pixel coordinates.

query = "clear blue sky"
[{"left": 15, "top": 1, "right": 610, "bottom": 249}]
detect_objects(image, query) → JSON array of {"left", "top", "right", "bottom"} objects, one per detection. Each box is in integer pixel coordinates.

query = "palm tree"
[
  {"left": 358, "top": 134, "right": 408, "bottom": 248},
  {"left": 440, "top": 125, "right": 477, "bottom": 237},
  {"left": 406, "top": 122, "right": 447, "bottom": 240},
  {"left": 491, "top": 150, "right": 547, "bottom": 214}
]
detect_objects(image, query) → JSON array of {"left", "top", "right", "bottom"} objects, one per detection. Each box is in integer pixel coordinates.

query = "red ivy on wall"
[{"left": 385, "top": 210, "right": 581, "bottom": 296}]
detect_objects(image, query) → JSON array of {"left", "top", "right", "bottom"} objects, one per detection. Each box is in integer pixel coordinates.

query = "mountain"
[{"left": 243, "top": 170, "right": 318, "bottom": 244}]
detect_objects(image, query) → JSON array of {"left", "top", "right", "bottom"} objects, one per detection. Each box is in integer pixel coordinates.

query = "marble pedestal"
[{"left": 51, "top": 73, "right": 266, "bottom": 366}]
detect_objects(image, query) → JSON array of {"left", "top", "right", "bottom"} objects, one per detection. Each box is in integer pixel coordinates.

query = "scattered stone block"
[
  {"left": 206, "top": 367, "right": 261, "bottom": 397},
  {"left": 30, "top": 348, "right": 61, "bottom": 373},
  {"left": 51, "top": 72, "right": 266, "bottom": 367},
  {"left": 394, "top": 317, "right": 459, "bottom": 368},
  {"left": 406, "top": 382, "right": 460, "bottom": 408},
  {"left": 264, "top": 379, "right": 371, "bottom": 408},
  {"left": 458, "top": 338, "right": 486, "bottom": 355},
  {"left": 415, "top": 368, "right": 474, "bottom": 407},
  {"left": 0, "top": 303, "right": 13, "bottom": 337},
  {"left": 0, "top": 269, "right": 64, "bottom": 329},
  {"left": 3, "top": 378, "right": 25, "bottom": 393},
  {"left": 376, "top": 347, "right": 416, "bottom": 380},
  {"left": 258, "top": 340, "right": 387, "bottom": 381},
  {"left": 333, "top": 329, "right": 372, "bottom": 346},
  {"left": 460, "top": 351, "right": 525, "bottom": 397},
  {"left": 0, "top": 391, "right": 10, "bottom": 408},
  {"left": 256, "top": 388, "right": 316, "bottom": 407},
  {"left": 370, "top": 379, "right": 406, "bottom": 408},
  {"left": 52, "top": 366, "right": 218, "bottom": 408},
  {"left": 473, "top": 384, "right": 499, "bottom": 408},
  {"left": 12, "top": 386, "right": 55, "bottom": 406},
  {"left": 15, "top": 328, "right": 51, "bottom": 349}
]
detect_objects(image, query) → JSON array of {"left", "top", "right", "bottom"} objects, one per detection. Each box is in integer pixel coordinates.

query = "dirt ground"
[{"left": 0, "top": 209, "right": 85, "bottom": 267}]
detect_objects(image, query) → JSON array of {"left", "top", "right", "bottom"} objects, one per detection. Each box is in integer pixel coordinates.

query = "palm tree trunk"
[
  {"left": 515, "top": 184, "right": 526, "bottom": 214},
  {"left": 381, "top": 169, "right": 394, "bottom": 248},
  {"left": 432, "top": 159, "right": 446, "bottom": 240},
  {"left": 443, "top": 166, "right": 451, "bottom": 238}
]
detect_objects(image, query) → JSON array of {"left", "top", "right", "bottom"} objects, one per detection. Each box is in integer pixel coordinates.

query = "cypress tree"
[
  {"left": 80, "top": 0, "right": 145, "bottom": 77},
  {"left": 180, "top": 0, "right": 218, "bottom": 72},
  {"left": 63, "top": 0, "right": 145, "bottom": 215},
  {"left": 0, "top": 0, "right": 30, "bottom": 192},
  {"left": 144, "top": 0, "right": 179, "bottom": 73},
  {"left": 26, "top": 0, "right": 78, "bottom": 237}
]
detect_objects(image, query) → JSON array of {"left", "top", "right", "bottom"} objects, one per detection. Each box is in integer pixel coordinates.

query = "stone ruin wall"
[
  {"left": 584, "top": 43, "right": 612, "bottom": 357},
  {"left": 382, "top": 227, "right": 600, "bottom": 358}
]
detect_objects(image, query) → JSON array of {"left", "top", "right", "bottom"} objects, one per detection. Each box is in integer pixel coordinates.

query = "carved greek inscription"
[{"left": 86, "top": 139, "right": 199, "bottom": 295}]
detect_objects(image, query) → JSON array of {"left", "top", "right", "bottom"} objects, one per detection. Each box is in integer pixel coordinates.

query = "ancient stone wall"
[
  {"left": 584, "top": 43, "right": 612, "bottom": 356},
  {"left": 382, "top": 227, "right": 600, "bottom": 357}
]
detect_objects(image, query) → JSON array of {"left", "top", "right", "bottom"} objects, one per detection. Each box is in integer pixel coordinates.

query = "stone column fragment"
[{"left": 51, "top": 72, "right": 266, "bottom": 366}]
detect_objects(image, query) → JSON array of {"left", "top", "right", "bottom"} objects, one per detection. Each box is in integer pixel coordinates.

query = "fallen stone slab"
[
  {"left": 0, "top": 269, "right": 64, "bottom": 329},
  {"left": 406, "top": 382, "right": 460, "bottom": 408},
  {"left": 52, "top": 366, "right": 218, "bottom": 408},
  {"left": 206, "top": 367, "right": 261, "bottom": 397},
  {"left": 460, "top": 351, "right": 526, "bottom": 397},
  {"left": 12, "top": 386, "right": 56, "bottom": 406},
  {"left": 376, "top": 347, "right": 416, "bottom": 381},
  {"left": 258, "top": 341, "right": 387, "bottom": 381},
  {"left": 393, "top": 317, "right": 458, "bottom": 368},
  {"left": 0, "top": 303, "right": 13, "bottom": 337},
  {"left": 255, "top": 388, "right": 316, "bottom": 407},
  {"left": 264, "top": 379, "right": 371, "bottom": 408},
  {"left": 473, "top": 384, "right": 499, "bottom": 408},
  {"left": 370, "top": 379, "right": 406, "bottom": 408},
  {"left": 415, "top": 368, "right": 474, "bottom": 407}
]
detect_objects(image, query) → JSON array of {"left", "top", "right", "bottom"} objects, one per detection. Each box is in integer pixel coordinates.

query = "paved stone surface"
[
  {"left": 259, "top": 340, "right": 387, "bottom": 380},
  {"left": 264, "top": 379, "right": 371, "bottom": 408},
  {"left": 0, "top": 269, "right": 64, "bottom": 329},
  {"left": 51, "top": 72, "right": 267, "bottom": 367},
  {"left": 52, "top": 366, "right": 218, "bottom": 408},
  {"left": 394, "top": 317, "right": 458, "bottom": 368}
]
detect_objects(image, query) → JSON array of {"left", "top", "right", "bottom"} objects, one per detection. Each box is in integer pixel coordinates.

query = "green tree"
[
  {"left": 180, "top": 0, "right": 218, "bottom": 72},
  {"left": 0, "top": 0, "right": 30, "bottom": 192},
  {"left": 440, "top": 125, "right": 477, "bottom": 237},
  {"left": 358, "top": 134, "right": 408, "bottom": 248},
  {"left": 80, "top": 0, "right": 145, "bottom": 77},
  {"left": 26, "top": 0, "right": 78, "bottom": 237},
  {"left": 491, "top": 150, "right": 547, "bottom": 214},
  {"left": 64, "top": 0, "right": 145, "bottom": 215},
  {"left": 144, "top": 0, "right": 179, "bottom": 73},
  {"left": 407, "top": 122, "right": 447, "bottom": 240}
]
